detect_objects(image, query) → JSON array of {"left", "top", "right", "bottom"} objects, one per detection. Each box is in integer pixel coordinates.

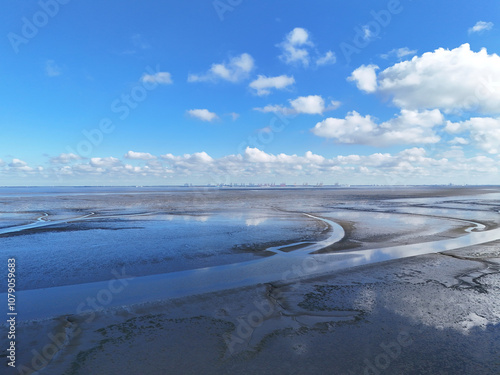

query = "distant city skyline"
[{"left": 2, "top": 1, "right": 500, "bottom": 186}]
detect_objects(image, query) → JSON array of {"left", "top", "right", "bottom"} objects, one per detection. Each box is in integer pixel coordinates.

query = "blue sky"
[{"left": 1, "top": 0, "right": 500, "bottom": 185}]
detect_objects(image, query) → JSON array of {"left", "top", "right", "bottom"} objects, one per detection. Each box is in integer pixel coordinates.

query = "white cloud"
[
  {"left": 9, "top": 159, "right": 28, "bottom": 168},
  {"left": 348, "top": 64, "right": 379, "bottom": 93},
  {"left": 249, "top": 75, "right": 295, "bottom": 96},
  {"left": 254, "top": 95, "right": 339, "bottom": 115},
  {"left": 381, "top": 47, "right": 417, "bottom": 60},
  {"left": 5, "top": 146, "right": 500, "bottom": 184},
  {"left": 228, "top": 112, "right": 240, "bottom": 121},
  {"left": 89, "top": 157, "right": 121, "bottom": 168},
  {"left": 254, "top": 104, "right": 286, "bottom": 114},
  {"left": 469, "top": 21, "right": 493, "bottom": 34},
  {"left": 45, "top": 60, "right": 61, "bottom": 77},
  {"left": 448, "top": 137, "right": 469, "bottom": 145},
  {"left": 445, "top": 116, "right": 500, "bottom": 154},
  {"left": 278, "top": 27, "right": 313, "bottom": 67},
  {"left": 311, "top": 109, "right": 443, "bottom": 146},
  {"left": 440, "top": 146, "right": 465, "bottom": 159},
  {"left": 287, "top": 27, "right": 310, "bottom": 45},
  {"left": 329, "top": 100, "right": 342, "bottom": 110},
  {"left": 289, "top": 95, "right": 327, "bottom": 114},
  {"left": 231, "top": 147, "right": 452, "bottom": 184},
  {"left": 162, "top": 152, "right": 214, "bottom": 166},
  {"left": 316, "top": 51, "right": 336, "bottom": 66},
  {"left": 50, "top": 153, "right": 82, "bottom": 164},
  {"left": 359, "top": 44, "right": 500, "bottom": 114},
  {"left": 278, "top": 27, "right": 336, "bottom": 68},
  {"left": 188, "top": 53, "right": 255, "bottom": 83},
  {"left": 304, "top": 150, "right": 325, "bottom": 164},
  {"left": 187, "top": 109, "right": 219, "bottom": 122},
  {"left": 14, "top": 166, "right": 34, "bottom": 172},
  {"left": 245, "top": 147, "right": 279, "bottom": 163},
  {"left": 7, "top": 158, "right": 35, "bottom": 172},
  {"left": 48, "top": 157, "right": 166, "bottom": 179},
  {"left": 124, "top": 151, "right": 157, "bottom": 160},
  {"left": 141, "top": 72, "right": 173, "bottom": 85},
  {"left": 312, "top": 111, "right": 376, "bottom": 143}
]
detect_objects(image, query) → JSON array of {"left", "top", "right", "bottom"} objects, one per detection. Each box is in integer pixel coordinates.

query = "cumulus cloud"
[
  {"left": 278, "top": 28, "right": 335, "bottom": 68},
  {"left": 445, "top": 116, "right": 500, "bottom": 154},
  {"left": 468, "top": 21, "right": 493, "bottom": 34},
  {"left": 141, "top": 72, "right": 173, "bottom": 85},
  {"left": 188, "top": 53, "right": 255, "bottom": 83},
  {"left": 348, "top": 64, "right": 379, "bottom": 93},
  {"left": 316, "top": 51, "right": 336, "bottom": 66},
  {"left": 50, "top": 153, "right": 82, "bottom": 164},
  {"left": 187, "top": 109, "right": 219, "bottom": 122},
  {"left": 244, "top": 147, "right": 279, "bottom": 163},
  {"left": 234, "top": 147, "right": 452, "bottom": 184},
  {"left": 5, "top": 146, "right": 499, "bottom": 184},
  {"left": 381, "top": 47, "right": 417, "bottom": 60},
  {"left": 448, "top": 137, "right": 469, "bottom": 145},
  {"left": 311, "top": 109, "right": 443, "bottom": 146},
  {"left": 249, "top": 75, "right": 295, "bottom": 96},
  {"left": 89, "top": 157, "right": 121, "bottom": 168},
  {"left": 161, "top": 152, "right": 214, "bottom": 173},
  {"left": 9, "top": 159, "right": 28, "bottom": 168},
  {"left": 124, "top": 151, "right": 157, "bottom": 160},
  {"left": 7, "top": 158, "right": 35, "bottom": 172},
  {"left": 253, "top": 104, "right": 286, "bottom": 114},
  {"left": 254, "top": 95, "right": 340, "bottom": 115},
  {"left": 289, "top": 95, "right": 328, "bottom": 114},
  {"left": 278, "top": 27, "right": 313, "bottom": 66},
  {"left": 355, "top": 44, "right": 500, "bottom": 114}
]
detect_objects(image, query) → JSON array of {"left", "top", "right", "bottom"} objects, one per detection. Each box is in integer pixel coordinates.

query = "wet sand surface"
[{"left": 1, "top": 186, "right": 500, "bottom": 374}]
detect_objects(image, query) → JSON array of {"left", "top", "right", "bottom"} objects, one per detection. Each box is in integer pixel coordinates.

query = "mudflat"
[{"left": 2, "top": 186, "right": 500, "bottom": 374}]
